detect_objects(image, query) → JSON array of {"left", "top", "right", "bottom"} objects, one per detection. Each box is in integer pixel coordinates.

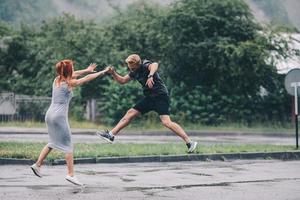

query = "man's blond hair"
[{"left": 125, "top": 54, "right": 141, "bottom": 64}]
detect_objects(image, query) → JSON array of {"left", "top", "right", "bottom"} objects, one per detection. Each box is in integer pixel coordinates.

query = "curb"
[
  {"left": 0, "top": 158, "right": 34, "bottom": 165},
  {"left": 0, "top": 151, "right": 299, "bottom": 165}
]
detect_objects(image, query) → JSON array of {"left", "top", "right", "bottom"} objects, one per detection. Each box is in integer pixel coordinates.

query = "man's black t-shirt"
[{"left": 128, "top": 59, "right": 169, "bottom": 97}]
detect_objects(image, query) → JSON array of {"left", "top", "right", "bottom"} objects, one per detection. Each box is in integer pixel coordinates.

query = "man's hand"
[
  {"left": 87, "top": 63, "right": 97, "bottom": 72},
  {"left": 103, "top": 67, "right": 111, "bottom": 74},
  {"left": 105, "top": 66, "right": 115, "bottom": 75},
  {"left": 146, "top": 77, "right": 154, "bottom": 88}
]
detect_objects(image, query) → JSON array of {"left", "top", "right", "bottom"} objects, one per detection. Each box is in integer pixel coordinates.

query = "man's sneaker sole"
[
  {"left": 30, "top": 166, "right": 42, "bottom": 178},
  {"left": 96, "top": 131, "right": 113, "bottom": 144},
  {"left": 188, "top": 142, "right": 198, "bottom": 153}
]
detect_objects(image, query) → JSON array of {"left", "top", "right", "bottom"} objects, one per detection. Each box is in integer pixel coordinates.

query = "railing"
[{"left": 0, "top": 92, "right": 51, "bottom": 122}]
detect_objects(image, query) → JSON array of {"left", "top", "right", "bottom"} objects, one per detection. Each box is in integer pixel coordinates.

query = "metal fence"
[
  {"left": 0, "top": 92, "right": 51, "bottom": 122},
  {"left": 0, "top": 92, "right": 101, "bottom": 122}
]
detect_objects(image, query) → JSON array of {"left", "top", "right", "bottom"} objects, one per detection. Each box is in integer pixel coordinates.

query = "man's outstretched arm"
[{"left": 108, "top": 67, "right": 132, "bottom": 85}]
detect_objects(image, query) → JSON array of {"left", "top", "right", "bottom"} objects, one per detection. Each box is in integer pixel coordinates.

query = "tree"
[
  {"left": 0, "top": 21, "right": 13, "bottom": 91},
  {"left": 0, "top": 22, "right": 39, "bottom": 94},
  {"left": 0, "top": 0, "right": 295, "bottom": 124},
  {"left": 157, "top": 0, "right": 291, "bottom": 124}
]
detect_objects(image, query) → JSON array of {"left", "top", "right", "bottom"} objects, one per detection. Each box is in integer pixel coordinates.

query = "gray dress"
[{"left": 45, "top": 78, "right": 73, "bottom": 153}]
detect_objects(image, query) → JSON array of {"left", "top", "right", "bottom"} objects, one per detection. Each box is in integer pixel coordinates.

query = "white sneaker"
[
  {"left": 30, "top": 163, "right": 42, "bottom": 178},
  {"left": 65, "top": 175, "right": 83, "bottom": 186},
  {"left": 187, "top": 141, "right": 198, "bottom": 153}
]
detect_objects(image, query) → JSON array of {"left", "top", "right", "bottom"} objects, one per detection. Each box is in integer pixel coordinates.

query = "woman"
[{"left": 30, "top": 60, "right": 109, "bottom": 186}]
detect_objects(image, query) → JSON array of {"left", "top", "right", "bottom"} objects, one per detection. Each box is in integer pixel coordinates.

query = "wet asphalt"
[{"left": 1, "top": 160, "right": 300, "bottom": 200}]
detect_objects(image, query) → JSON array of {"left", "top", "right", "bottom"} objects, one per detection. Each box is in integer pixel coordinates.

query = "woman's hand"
[{"left": 87, "top": 63, "right": 97, "bottom": 72}]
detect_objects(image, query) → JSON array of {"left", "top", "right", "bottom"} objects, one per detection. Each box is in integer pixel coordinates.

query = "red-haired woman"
[{"left": 30, "top": 60, "right": 109, "bottom": 186}]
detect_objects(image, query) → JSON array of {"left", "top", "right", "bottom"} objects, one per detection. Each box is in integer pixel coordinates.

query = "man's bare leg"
[
  {"left": 111, "top": 108, "right": 140, "bottom": 136},
  {"left": 160, "top": 115, "right": 197, "bottom": 153},
  {"left": 96, "top": 108, "right": 140, "bottom": 142},
  {"left": 160, "top": 115, "right": 190, "bottom": 143}
]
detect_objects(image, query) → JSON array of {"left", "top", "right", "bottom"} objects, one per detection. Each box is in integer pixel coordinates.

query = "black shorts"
[{"left": 133, "top": 95, "right": 170, "bottom": 115}]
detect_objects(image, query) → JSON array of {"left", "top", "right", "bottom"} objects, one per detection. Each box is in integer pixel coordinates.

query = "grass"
[
  {"left": 0, "top": 119, "right": 295, "bottom": 135},
  {"left": 0, "top": 142, "right": 298, "bottom": 160}
]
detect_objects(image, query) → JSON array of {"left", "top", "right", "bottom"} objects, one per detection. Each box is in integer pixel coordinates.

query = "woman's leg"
[
  {"left": 36, "top": 145, "right": 52, "bottom": 167},
  {"left": 65, "top": 153, "right": 74, "bottom": 176},
  {"left": 64, "top": 152, "right": 83, "bottom": 185}
]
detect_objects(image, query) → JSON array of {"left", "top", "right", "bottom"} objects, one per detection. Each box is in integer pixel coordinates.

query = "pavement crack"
[{"left": 124, "top": 177, "right": 300, "bottom": 191}]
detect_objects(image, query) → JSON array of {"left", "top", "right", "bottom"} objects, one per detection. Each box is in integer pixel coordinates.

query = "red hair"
[{"left": 55, "top": 59, "right": 73, "bottom": 86}]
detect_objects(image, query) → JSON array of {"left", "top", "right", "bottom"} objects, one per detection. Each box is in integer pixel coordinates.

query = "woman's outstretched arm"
[
  {"left": 73, "top": 63, "right": 97, "bottom": 78},
  {"left": 70, "top": 67, "right": 109, "bottom": 87}
]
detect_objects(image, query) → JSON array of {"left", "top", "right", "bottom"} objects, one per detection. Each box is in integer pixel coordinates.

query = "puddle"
[
  {"left": 125, "top": 182, "right": 229, "bottom": 192},
  {"left": 187, "top": 172, "right": 213, "bottom": 176},
  {"left": 69, "top": 185, "right": 110, "bottom": 194},
  {"left": 143, "top": 189, "right": 172, "bottom": 198},
  {"left": 78, "top": 170, "right": 113, "bottom": 175},
  {"left": 0, "top": 177, "right": 21, "bottom": 180},
  {"left": 27, "top": 185, "right": 66, "bottom": 190},
  {"left": 126, "top": 174, "right": 137, "bottom": 177},
  {"left": 142, "top": 169, "right": 160, "bottom": 173},
  {"left": 120, "top": 177, "right": 135, "bottom": 182},
  {"left": 142, "top": 167, "right": 188, "bottom": 173},
  {"left": 124, "top": 177, "right": 300, "bottom": 192}
]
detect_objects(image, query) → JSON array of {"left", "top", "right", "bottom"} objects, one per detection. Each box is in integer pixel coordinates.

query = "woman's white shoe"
[
  {"left": 30, "top": 163, "right": 42, "bottom": 178},
  {"left": 65, "top": 175, "right": 83, "bottom": 186}
]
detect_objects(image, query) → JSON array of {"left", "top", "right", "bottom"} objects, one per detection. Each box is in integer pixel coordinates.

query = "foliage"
[{"left": 0, "top": 0, "right": 297, "bottom": 125}]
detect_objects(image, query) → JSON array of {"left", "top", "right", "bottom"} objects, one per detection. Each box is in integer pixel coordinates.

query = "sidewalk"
[
  {"left": 0, "top": 133, "right": 296, "bottom": 145},
  {"left": 0, "top": 126, "right": 295, "bottom": 145},
  {"left": 2, "top": 160, "right": 300, "bottom": 200},
  {"left": 0, "top": 126, "right": 294, "bottom": 136}
]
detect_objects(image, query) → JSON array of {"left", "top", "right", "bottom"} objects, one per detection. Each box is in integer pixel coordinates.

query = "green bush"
[{"left": 170, "top": 80, "right": 290, "bottom": 125}]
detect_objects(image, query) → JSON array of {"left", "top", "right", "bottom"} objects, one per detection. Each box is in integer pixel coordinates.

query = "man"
[{"left": 97, "top": 54, "right": 197, "bottom": 153}]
